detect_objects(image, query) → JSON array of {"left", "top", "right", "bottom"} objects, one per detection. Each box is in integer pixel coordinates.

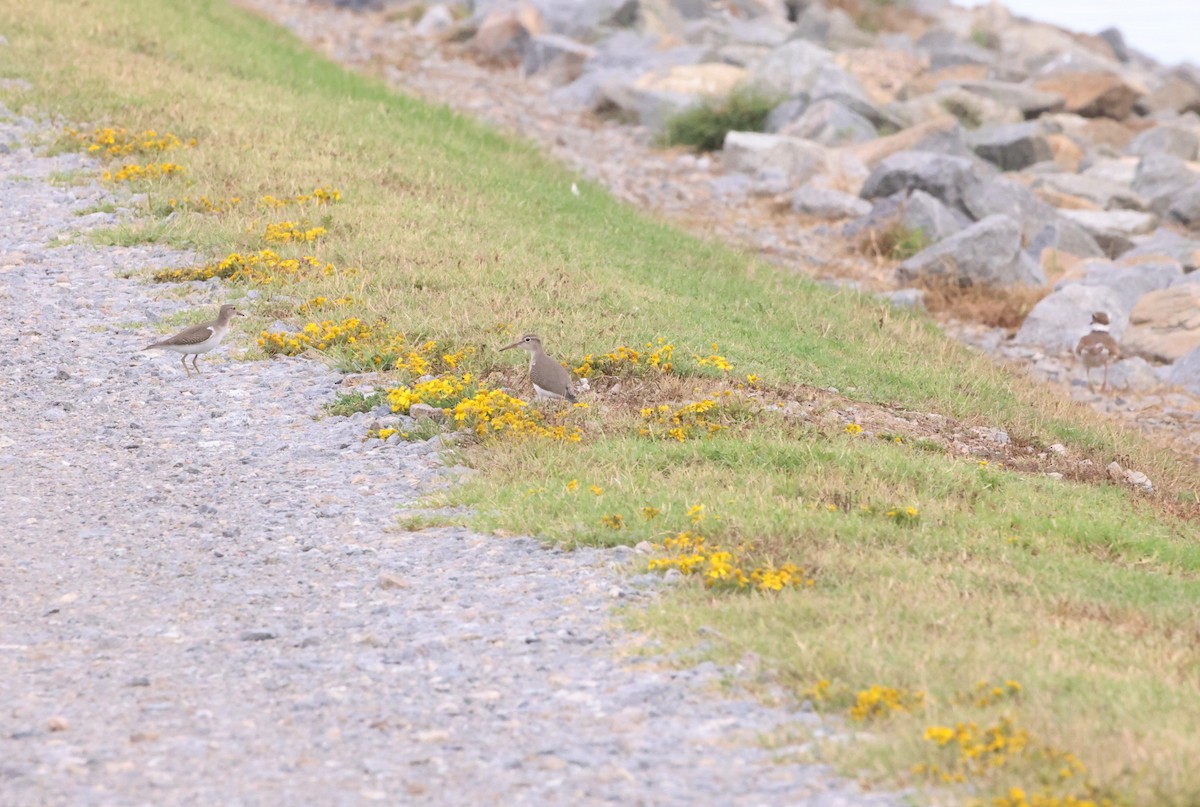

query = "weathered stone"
[
  {"left": 887, "top": 88, "right": 1023, "bottom": 130},
  {"left": 780, "top": 99, "right": 876, "bottom": 146},
  {"left": 897, "top": 214, "right": 1044, "bottom": 287},
  {"left": 1032, "top": 72, "right": 1142, "bottom": 120},
  {"left": 523, "top": 34, "right": 597, "bottom": 85},
  {"left": 1083, "top": 157, "right": 1138, "bottom": 186},
  {"left": 1132, "top": 153, "right": 1200, "bottom": 216},
  {"left": 969, "top": 121, "right": 1052, "bottom": 171},
  {"left": 1057, "top": 209, "right": 1158, "bottom": 258},
  {"left": 532, "top": 0, "right": 638, "bottom": 37},
  {"left": 1015, "top": 283, "right": 1125, "bottom": 352},
  {"left": 1166, "top": 346, "right": 1200, "bottom": 394},
  {"left": 1070, "top": 258, "right": 1184, "bottom": 313},
  {"left": 850, "top": 117, "right": 960, "bottom": 166},
  {"left": 952, "top": 80, "right": 1065, "bottom": 118},
  {"left": 790, "top": 185, "right": 871, "bottom": 219},
  {"left": 1033, "top": 174, "right": 1146, "bottom": 212},
  {"left": 722, "top": 131, "right": 828, "bottom": 183},
  {"left": 1122, "top": 285, "right": 1200, "bottom": 362},
  {"left": 634, "top": 62, "right": 747, "bottom": 97},
  {"left": 961, "top": 177, "right": 1055, "bottom": 241},
  {"left": 1126, "top": 125, "right": 1200, "bottom": 162},
  {"left": 1027, "top": 220, "right": 1106, "bottom": 261},
  {"left": 859, "top": 150, "right": 983, "bottom": 214},
  {"left": 410, "top": 403, "right": 447, "bottom": 422},
  {"left": 1168, "top": 183, "right": 1200, "bottom": 230},
  {"left": 1138, "top": 75, "right": 1200, "bottom": 116},
  {"left": 1045, "top": 133, "right": 1083, "bottom": 172},
  {"left": 414, "top": 4, "right": 456, "bottom": 40},
  {"left": 900, "top": 189, "right": 967, "bottom": 242},
  {"left": 764, "top": 96, "right": 809, "bottom": 133},
  {"left": 471, "top": 3, "right": 546, "bottom": 63},
  {"left": 1122, "top": 228, "right": 1200, "bottom": 271},
  {"left": 749, "top": 39, "right": 834, "bottom": 97},
  {"left": 793, "top": 3, "right": 875, "bottom": 50}
]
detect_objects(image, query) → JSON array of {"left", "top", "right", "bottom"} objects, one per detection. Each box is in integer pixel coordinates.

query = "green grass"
[
  {"left": 658, "top": 85, "right": 781, "bottom": 152},
  {"left": 3, "top": 1, "right": 1199, "bottom": 804}
]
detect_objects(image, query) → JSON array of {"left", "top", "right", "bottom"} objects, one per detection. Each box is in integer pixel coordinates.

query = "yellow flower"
[
  {"left": 377, "top": 428, "right": 397, "bottom": 440},
  {"left": 641, "top": 506, "right": 660, "bottom": 520},
  {"left": 589, "top": 485, "right": 604, "bottom": 496},
  {"left": 565, "top": 479, "right": 579, "bottom": 492},
  {"left": 688, "top": 504, "right": 705, "bottom": 524},
  {"left": 845, "top": 423, "right": 863, "bottom": 435}
]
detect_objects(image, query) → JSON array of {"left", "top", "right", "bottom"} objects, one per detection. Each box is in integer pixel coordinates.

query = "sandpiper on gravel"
[{"left": 142, "top": 303, "right": 244, "bottom": 376}]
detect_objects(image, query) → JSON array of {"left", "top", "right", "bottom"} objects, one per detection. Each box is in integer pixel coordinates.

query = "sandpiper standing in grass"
[
  {"left": 143, "top": 303, "right": 244, "bottom": 376},
  {"left": 1075, "top": 311, "right": 1120, "bottom": 392},
  {"left": 500, "top": 333, "right": 577, "bottom": 402}
]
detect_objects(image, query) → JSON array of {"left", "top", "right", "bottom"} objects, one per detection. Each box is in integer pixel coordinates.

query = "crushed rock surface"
[{"left": 0, "top": 109, "right": 902, "bottom": 805}]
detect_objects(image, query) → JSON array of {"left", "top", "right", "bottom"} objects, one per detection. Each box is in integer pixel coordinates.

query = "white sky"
[{"left": 954, "top": 0, "right": 1198, "bottom": 67}]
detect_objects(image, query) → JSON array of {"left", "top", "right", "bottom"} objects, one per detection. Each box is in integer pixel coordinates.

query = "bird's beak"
[
  {"left": 236, "top": 310, "right": 246, "bottom": 317},
  {"left": 499, "top": 340, "right": 520, "bottom": 352}
]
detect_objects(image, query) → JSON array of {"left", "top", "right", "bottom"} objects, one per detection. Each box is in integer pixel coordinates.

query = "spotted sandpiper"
[
  {"left": 1075, "top": 311, "right": 1119, "bottom": 392},
  {"left": 143, "top": 303, "right": 245, "bottom": 376},
  {"left": 499, "top": 333, "right": 577, "bottom": 402}
]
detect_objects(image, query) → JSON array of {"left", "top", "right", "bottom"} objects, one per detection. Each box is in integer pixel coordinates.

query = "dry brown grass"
[{"left": 918, "top": 275, "right": 1052, "bottom": 331}]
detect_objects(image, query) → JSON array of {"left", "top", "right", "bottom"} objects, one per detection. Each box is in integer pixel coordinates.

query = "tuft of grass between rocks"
[
  {"left": 4, "top": 0, "right": 1199, "bottom": 804},
  {"left": 657, "top": 85, "right": 781, "bottom": 152}
]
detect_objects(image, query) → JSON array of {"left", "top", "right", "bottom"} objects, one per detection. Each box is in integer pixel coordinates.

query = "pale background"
[{"left": 955, "top": 0, "right": 1197, "bottom": 67}]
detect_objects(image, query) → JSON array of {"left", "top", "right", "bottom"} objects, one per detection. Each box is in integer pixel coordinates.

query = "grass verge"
[{"left": 3, "top": 1, "right": 1198, "bottom": 803}]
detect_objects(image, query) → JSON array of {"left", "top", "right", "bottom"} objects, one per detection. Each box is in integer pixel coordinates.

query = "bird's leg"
[
  {"left": 1101, "top": 361, "right": 1109, "bottom": 393},
  {"left": 1084, "top": 366, "right": 1094, "bottom": 393},
  {"left": 181, "top": 354, "right": 192, "bottom": 377},
  {"left": 192, "top": 354, "right": 202, "bottom": 375}
]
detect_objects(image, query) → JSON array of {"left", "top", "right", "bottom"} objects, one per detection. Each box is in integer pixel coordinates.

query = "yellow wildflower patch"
[
  {"left": 152, "top": 249, "right": 339, "bottom": 284},
  {"left": 103, "top": 162, "right": 186, "bottom": 182},
  {"left": 849, "top": 685, "right": 925, "bottom": 722},
  {"left": 262, "top": 220, "right": 327, "bottom": 243},
  {"left": 640, "top": 398, "right": 726, "bottom": 441},
  {"left": 66, "top": 126, "right": 195, "bottom": 158},
  {"left": 259, "top": 187, "right": 343, "bottom": 208},
  {"left": 573, "top": 338, "right": 675, "bottom": 378},
  {"left": 167, "top": 195, "right": 242, "bottom": 214},
  {"left": 259, "top": 317, "right": 373, "bottom": 356},
  {"left": 648, "top": 529, "right": 811, "bottom": 593}
]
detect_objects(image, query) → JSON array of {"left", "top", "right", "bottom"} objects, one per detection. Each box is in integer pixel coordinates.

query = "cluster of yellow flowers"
[
  {"left": 167, "top": 195, "right": 242, "bottom": 214},
  {"left": 845, "top": 423, "right": 864, "bottom": 436},
  {"left": 573, "top": 338, "right": 675, "bottom": 378},
  {"left": 886, "top": 505, "right": 921, "bottom": 526},
  {"left": 958, "top": 679, "right": 1023, "bottom": 709},
  {"left": 297, "top": 295, "right": 354, "bottom": 314},
  {"left": 918, "top": 715, "right": 1092, "bottom": 798},
  {"left": 987, "top": 787, "right": 1111, "bottom": 807},
  {"left": 639, "top": 399, "right": 724, "bottom": 441},
  {"left": 65, "top": 126, "right": 195, "bottom": 158},
  {"left": 262, "top": 220, "right": 327, "bottom": 243},
  {"left": 388, "top": 374, "right": 473, "bottom": 414},
  {"left": 694, "top": 344, "right": 733, "bottom": 372},
  {"left": 153, "top": 249, "right": 338, "bottom": 284},
  {"left": 258, "top": 317, "right": 373, "bottom": 355},
  {"left": 647, "top": 529, "right": 811, "bottom": 592},
  {"left": 103, "top": 162, "right": 186, "bottom": 182},
  {"left": 259, "top": 187, "right": 342, "bottom": 208},
  {"left": 849, "top": 685, "right": 926, "bottom": 722},
  {"left": 452, "top": 389, "right": 582, "bottom": 442}
]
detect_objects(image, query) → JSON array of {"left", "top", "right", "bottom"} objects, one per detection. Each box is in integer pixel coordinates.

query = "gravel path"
[{"left": 0, "top": 108, "right": 901, "bottom": 805}]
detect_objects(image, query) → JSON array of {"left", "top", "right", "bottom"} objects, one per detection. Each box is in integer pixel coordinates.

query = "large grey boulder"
[
  {"left": 780, "top": 99, "right": 876, "bottom": 146},
  {"left": 1015, "top": 283, "right": 1126, "bottom": 352},
  {"left": 897, "top": 215, "right": 1045, "bottom": 287},
  {"left": 764, "top": 96, "right": 810, "bottom": 133},
  {"left": 1166, "top": 346, "right": 1200, "bottom": 394},
  {"left": 1057, "top": 209, "right": 1159, "bottom": 258},
  {"left": 968, "top": 122, "right": 1052, "bottom": 171},
  {"left": 1027, "top": 219, "right": 1106, "bottom": 260},
  {"left": 859, "top": 151, "right": 984, "bottom": 214},
  {"left": 1122, "top": 229, "right": 1200, "bottom": 271},
  {"left": 722, "top": 131, "right": 828, "bottom": 183},
  {"left": 793, "top": 3, "right": 875, "bottom": 50},
  {"left": 529, "top": 0, "right": 637, "bottom": 36},
  {"left": 1126, "top": 125, "right": 1200, "bottom": 162},
  {"left": 886, "top": 88, "right": 1023, "bottom": 130},
  {"left": 1168, "top": 183, "right": 1200, "bottom": 230},
  {"left": 749, "top": 39, "right": 834, "bottom": 97},
  {"left": 523, "top": 34, "right": 597, "bottom": 84},
  {"left": 1132, "top": 153, "right": 1200, "bottom": 216},
  {"left": 790, "top": 185, "right": 872, "bottom": 219},
  {"left": 901, "top": 189, "right": 968, "bottom": 242},
  {"left": 1034, "top": 173, "right": 1146, "bottom": 212},
  {"left": 1066, "top": 259, "right": 1185, "bottom": 313},
  {"left": 951, "top": 80, "right": 1065, "bottom": 118},
  {"left": 962, "top": 177, "right": 1056, "bottom": 241}
]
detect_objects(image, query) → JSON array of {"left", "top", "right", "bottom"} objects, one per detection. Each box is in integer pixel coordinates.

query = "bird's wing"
[{"left": 153, "top": 323, "right": 216, "bottom": 347}]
